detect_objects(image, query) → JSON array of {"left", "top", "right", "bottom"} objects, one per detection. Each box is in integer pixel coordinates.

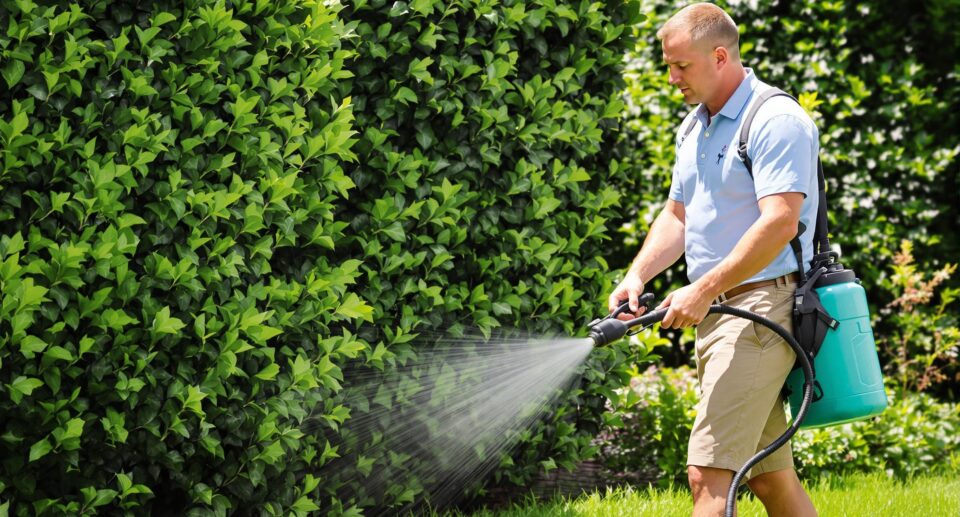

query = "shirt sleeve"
[
  {"left": 668, "top": 160, "right": 683, "bottom": 202},
  {"left": 749, "top": 113, "right": 817, "bottom": 200},
  {"left": 669, "top": 113, "right": 696, "bottom": 203}
]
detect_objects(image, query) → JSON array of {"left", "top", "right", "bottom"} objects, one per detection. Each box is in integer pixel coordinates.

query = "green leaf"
[
  {"left": 255, "top": 440, "right": 285, "bottom": 465},
  {"left": 152, "top": 12, "right": 177, "bottom": 26},
  {"left": 3, "top": 231, "right": 26, "bottom": 257},
  {"left": 255, "top": 363, "right": 280, "bottom": 381},
  {"left": 151, "top": 306, "right": 186, "bottom": 335},
  {"left": 336, "top": 293, "right": 374, "bottom": 323},
  {"left": 18, "top": 278, "right": 49, "bottom": 310},
  {"left": 181, "top": 385, "right": 207, "bottom": 416},
  {"left": 231, "top": 93, "right": 259, "bottom": 119},
  {"left": 2, "top": 60, "right": 25, "bottom": 88},
  {"left": 335, "top": 340, "right": 366, "bottom": 358},
  {"left": 393, "top": 86, "right": 418, "bottom": 105},
  {"left": 43, "top": 345, "right": 74, "bottom": 363},
  {"left": 9, "top": 376, "right": 44, "bottom": 404},
  {"left": 60, "top": 417, "right": 85, "bottom": 442},
  {"left": 19, "top": 335, "right": 48, "bottom": 358},
  {"left": 410, "top": 0, "right": 436, "bottom": 16},
  {"left": 27, "top": 82, "right": 47, "bottom": 101},
  {"left": 291, "top": 495, "right": 320, "bottom": 513},
  {"left": 380, "top": 221, "right": 405, "bottom": 242},
  {"left": 89, "top": 488, "right": 118, "bottom": 508},
  {"left": 117, "top": 213, "right": 147, "bottom": 229},
  {"left": 29, "top": 438, "right": 53, "bottom": 462},
  {"left": 356, "top": 455, "right": 375, "bottom": 476}
]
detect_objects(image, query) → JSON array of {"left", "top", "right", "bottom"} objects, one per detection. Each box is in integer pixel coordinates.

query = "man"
[{"left": 607, "top": 3, "right": 819, "bottom": 516}]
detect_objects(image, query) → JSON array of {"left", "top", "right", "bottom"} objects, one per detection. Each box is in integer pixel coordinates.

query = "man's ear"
[{"left": 714, "top": 46, "right": 728, "bottom": 68}]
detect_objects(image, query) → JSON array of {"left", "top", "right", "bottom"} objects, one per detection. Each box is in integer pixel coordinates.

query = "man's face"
[{"left": 661, "top": 33, "right": 719, "bottom": 106}]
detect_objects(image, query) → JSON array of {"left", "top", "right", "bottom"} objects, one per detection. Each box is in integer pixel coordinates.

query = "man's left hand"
[{"left": 658, "top": 282, "right": 714, "bottom": 329}]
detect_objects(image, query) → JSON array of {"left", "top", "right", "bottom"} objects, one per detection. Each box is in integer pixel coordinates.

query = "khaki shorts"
[{"left": 687, "top": 280, "right": 797, "bottom": 478}]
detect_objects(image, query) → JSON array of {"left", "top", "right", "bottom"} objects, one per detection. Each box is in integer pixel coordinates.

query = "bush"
[
  {"left": 878, "top": 240, "right": 959, "bottom": 394},
  {"left": 792, "top": 390, "right": 960, "bottom": 479},
  {"left": 0, "top": 0, "right": 647, "bottom": 513},
  {"left": 597, "top": 364, "right": 697, "bottom": 488},
  {"left": 598, "top": 365, "right": 960, "bottom": 485}
]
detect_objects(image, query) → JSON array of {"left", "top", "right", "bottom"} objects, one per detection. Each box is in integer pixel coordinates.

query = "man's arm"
[
  {"left": 658, "top": 192, "right": 804, "bottom": 328},
  {"left": 607, "top": 199, "right": 686, "bottom": 317}
]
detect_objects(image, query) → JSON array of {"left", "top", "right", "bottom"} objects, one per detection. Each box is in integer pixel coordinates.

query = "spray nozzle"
[{"left": 587, "top": 293, "right": 658, "bottom": 346}]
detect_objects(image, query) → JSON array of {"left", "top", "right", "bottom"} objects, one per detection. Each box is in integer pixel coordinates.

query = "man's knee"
[
  {"left": 747, "top": 468, "right": 797, "bottom": 499},
  {"left": 688, "top": 465, "right": 732, "bottom": 499},
  {"left": 687, "top": 465, "right": 706, "bottom": 492},
  {"left": 747, "top": 473, "right": 775, "bottom": 499}
]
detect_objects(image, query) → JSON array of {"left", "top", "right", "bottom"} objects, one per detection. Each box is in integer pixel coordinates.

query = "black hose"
[{"left": 622, "top": 304, "right": 816, "bottom": 517}]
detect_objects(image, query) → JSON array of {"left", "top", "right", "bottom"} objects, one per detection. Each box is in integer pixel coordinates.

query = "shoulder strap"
[
  {"left": 738, "top": 88, "right": 794, "bottom": 177},
  {"left": 678, "top": 113, "right": 699, "bottom": 147},
  {"left": 738, "top": 87, "right": 832, "bottom": 274}
]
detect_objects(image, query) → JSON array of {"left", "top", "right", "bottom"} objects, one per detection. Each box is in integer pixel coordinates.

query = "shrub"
[
  {"left": 878, "top": 240, "right": 959, "bottom": 394},
  {"left": 0, "top": 0, "right": 648, "bottom": 513},
  {"left": 598, "top": 365, "right": 960, "bottom": 485},
  {"left": 791, "top": 389, "right": 960, "bottom": 479},
  {"left": 597, "top": 364, "right": 697, "bottom": 488}
]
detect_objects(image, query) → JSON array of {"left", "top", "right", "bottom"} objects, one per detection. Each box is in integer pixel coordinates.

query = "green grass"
[{"left": 447, "top": 473, "right": 960, "bottom": 516}]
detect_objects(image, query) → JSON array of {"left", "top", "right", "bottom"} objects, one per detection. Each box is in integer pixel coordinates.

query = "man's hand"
[
  {"left": 608, "top": 274, "right": 647, "bottom": 321},
  {"left": 658, "top": 282, "right": 714, "bottom": 329}
]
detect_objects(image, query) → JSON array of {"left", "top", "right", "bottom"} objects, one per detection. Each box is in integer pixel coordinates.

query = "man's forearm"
[{"left": 627, "top": 204, "right": 686, "bottom": 285}]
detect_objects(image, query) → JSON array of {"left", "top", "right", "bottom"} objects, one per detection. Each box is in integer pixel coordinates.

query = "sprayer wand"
[{"left": 588, "top": 296, "right": 816, "bottom": 517}]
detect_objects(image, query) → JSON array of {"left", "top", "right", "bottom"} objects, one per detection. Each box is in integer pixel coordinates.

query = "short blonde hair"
[{"left": 657, "top": 3, "right": 740, "bottom": 60}]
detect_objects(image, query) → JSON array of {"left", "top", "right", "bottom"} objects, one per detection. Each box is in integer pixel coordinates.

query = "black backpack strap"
[
  {"left": 738, "top": 87, "right": 832, "bottom": 272},
  {"left": 812, "top": 157, "right": 831, "bottom": 264},
  {"left": 738, "top": 87, "right": 795, "bottom": 179}
]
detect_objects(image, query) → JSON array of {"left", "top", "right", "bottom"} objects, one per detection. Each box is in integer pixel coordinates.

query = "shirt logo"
[{"left": 717, "top": 144, "right": 728, "bottom": 164}]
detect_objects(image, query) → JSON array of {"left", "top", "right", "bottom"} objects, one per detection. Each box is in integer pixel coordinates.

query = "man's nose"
[{"left": 668, "top": 70, "right": 681, "bottom": 85}]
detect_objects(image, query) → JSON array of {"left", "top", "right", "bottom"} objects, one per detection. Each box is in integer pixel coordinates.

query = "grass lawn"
[{"left": 449, "top": 473, "right": 960, "bottom": 516}]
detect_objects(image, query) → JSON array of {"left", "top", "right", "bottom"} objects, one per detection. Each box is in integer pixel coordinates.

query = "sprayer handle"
[
  {"left": 613, "top": 293, "right": 656, "bottom": 318},
  {"left": 630, "top": 307, "right": 669, "bottom": 328}
]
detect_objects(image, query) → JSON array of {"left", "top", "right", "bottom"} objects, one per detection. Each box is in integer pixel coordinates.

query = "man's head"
[{"left": 657, "top": 3, "right": 743, "bottom": 112}]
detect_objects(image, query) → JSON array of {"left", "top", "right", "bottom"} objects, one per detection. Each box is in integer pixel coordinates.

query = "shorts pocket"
[{"left": 751, "top": 290, "right": 794, "bottom": 350}]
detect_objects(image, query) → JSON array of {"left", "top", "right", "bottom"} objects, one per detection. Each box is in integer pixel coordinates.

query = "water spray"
[{"left": 587, "top": 293, "right": 816, "bottom": 517}]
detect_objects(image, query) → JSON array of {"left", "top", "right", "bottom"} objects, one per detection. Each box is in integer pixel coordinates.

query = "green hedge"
[
  {"left": 0, "top": 0, "right": 646, "bottom": 514},
  {"left": 328, "top": 0, "right": 648, "bottom": 510},
  {"left": 1, "top": 1, "right": 362, "bottom": 514}
]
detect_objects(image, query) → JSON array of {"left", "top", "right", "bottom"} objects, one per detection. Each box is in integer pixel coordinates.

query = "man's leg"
[
  {"left": 686, "top": 283, "right": 804, "bottom": 516},
  {"left": 747, "top": 468, "right": 817, "bottom": 517},
  {"left": 688, "top": 465, "right": 733, "bottom": 517}
]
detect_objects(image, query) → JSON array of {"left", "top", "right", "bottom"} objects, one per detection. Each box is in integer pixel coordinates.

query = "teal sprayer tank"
[{"left": 786, "top": 267, "right": 888, "bottom": 428}]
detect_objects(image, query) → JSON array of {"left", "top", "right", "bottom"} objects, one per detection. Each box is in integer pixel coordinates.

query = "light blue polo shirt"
[{"left": 668, "top": 69, "right": 819, "bottom": 284}]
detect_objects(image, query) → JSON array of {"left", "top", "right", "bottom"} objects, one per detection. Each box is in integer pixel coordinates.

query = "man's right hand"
[{"left": 607, "top": 273, "right": 646, "bottom": 321}]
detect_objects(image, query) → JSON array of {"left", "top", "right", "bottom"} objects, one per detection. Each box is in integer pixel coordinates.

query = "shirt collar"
[{"left": 696, "top": 68, "right": 759, "bottom": 123}]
